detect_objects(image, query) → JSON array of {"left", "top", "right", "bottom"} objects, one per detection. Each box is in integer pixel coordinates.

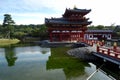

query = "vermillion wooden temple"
[
  {"left": 45, "top": 7, "right": 120, "bottom": 69},
  {"left": 45, "top": 7, "right": 92, "bottom": 42},
  {"left": 45, "top": 7, "right": 113, "bottom": 42}
]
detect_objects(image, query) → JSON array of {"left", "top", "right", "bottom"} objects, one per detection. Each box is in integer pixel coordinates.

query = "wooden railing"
[
  {"left": 82, "top": 39, "right": 120, "bottom": 59},
  {"left": 97, "top": 45, "right": 120, "bottom": 59},
  {"left": 83, "top": 40, "right": 104, "bottom": 46}
]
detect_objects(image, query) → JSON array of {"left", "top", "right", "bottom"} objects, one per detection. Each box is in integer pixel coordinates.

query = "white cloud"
[
  {"left": 1, "top": 0, "right": 120, "bottom": 25},
  {"left": 9, "top": 12, "right": 61, "bottom": 24}
]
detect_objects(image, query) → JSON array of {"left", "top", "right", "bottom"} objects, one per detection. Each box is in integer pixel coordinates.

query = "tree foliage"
[
  {"left": 113, "top": 26, "right": 120, "bottom": 37},
  {"left": 88, "top": 25, "right": 115, "bottom": 30},
  {"left": 96, "top": 25, "right": 104, "bottom": 29},
  {"left": 2, "top": 14, "right": 15, "bottom": 38},
  {"left": 13, "top": 24, "right": 48, "bottom": 40}
]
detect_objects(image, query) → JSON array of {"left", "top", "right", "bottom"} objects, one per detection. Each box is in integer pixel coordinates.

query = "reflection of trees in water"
[
  {"left": 5, "top": 46, "right": 17, "bottom": 66},
  {"left": 46, "top": 47, "right": 89, "bottom": 79},
  {"left": 41, "top": 50, "right": 47, "bottom": 54},
  {"left": 40, "top": 48, "right": 50, "bottom": 54}
]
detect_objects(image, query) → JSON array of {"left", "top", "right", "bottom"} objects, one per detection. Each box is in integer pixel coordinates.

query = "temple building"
[
  {"left": 85, "top": 30, "right": 112, "bottom": 40},
  {"left": 45, "top": 7, "right": 92, "bottom": 42}
]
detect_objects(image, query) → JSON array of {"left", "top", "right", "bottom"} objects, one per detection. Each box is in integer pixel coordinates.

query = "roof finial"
[{"left": 74, "top": 5, "right": 77, "bottom": 9}]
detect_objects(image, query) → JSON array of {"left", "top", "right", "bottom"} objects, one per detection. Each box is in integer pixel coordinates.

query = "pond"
[{"left": 0, "top": 44, "right": 119, "bottom": 80}]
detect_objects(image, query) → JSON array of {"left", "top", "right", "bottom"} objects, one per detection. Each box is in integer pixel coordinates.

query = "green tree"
[
  {"left": 96, "top": 25, "right": 104, "bottom": 29},
  {"left": 88, "top": 25, "right": 96, "bottom": 30},
  {"left": 0, "top": 24, "right": 3, "bottom": 37},
  {"left": 2, "top": 14, "right": 15, "bottom": 38},
  {"left": 109, "top": 23, "right": 116, "bottom": 30},
  {"left": 13, "top": 32, "right": 26, "bottom": 40},
  {"left": 39, "top": 24, "right": 48, "bottom": 39}
]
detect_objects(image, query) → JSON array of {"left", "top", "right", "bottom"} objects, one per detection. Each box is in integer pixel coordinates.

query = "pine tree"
[{"left": 2, "top": 14, "right": 15, "bottom": 38}]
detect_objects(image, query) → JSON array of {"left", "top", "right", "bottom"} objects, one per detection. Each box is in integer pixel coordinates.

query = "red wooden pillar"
[
  {"left": 70, "top": 31, "right": 72, "bottom": 42},
  {"left": 79, "top": 33, "right": 80, "bottom": 41},
  {"left": 86, "top": 40, "right": 88, "bottom": 44},
  {"left": 50, "top": 31, "right": 53, "bottom": 42},
  {"left": 107, "top": 49, "right": 110, "bottom": 55},
  {"left": 77, "top": 33, "right": 78, "bottom": 41},
  {"left": 59, "top": 32, "right": 62, "bottom": 41},
  {"left": 102, "top": 50, "right": 104, "bottom": 54},
  {"left": 97, "top": 43, "right": 99, "bottom": 52},
  {"left": 82, "top": 31, "right": 85, "bottom": 41},
  {"left": 91, "top": 41, "right": 93, "bottom": 46},
  {"left": 115, "top": 54, "right": 118, "bottom": 58},
  {"left": 88, "top": 40, "right": 89, "bottom": 44},
  {"left": 79, "top": 33, "right": 81, "bottom": 42}
]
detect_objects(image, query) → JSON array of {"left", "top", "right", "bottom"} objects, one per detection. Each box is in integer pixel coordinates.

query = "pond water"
[{"left": 0, "top": 44, "right": 119, "bottom": 80}]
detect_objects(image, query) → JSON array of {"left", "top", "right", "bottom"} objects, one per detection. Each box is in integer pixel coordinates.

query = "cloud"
[
  {"left": 0, "top": 12, "right": 61, "bottom": 25},
  {"left": 0, "top": 0, "right": 120, "bottom": 25}
]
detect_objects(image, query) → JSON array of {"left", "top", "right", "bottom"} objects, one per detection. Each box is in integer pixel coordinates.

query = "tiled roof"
[
  {"left": 63, "top": 8, "right": 91, "bottom": 17},
  {"left": 86, "top": 30, "right": 113, "bottom": 33},
  {"left": 66, "top": 8, "right": 91, "bottom": 13},
  {"left": 45, "top": 18, "right": 92, "bottom": 25}
]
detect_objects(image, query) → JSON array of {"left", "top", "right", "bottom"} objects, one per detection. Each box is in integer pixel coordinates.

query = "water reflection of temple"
[{"left": 46, "top": 47, "right": 90, "bottom": 79}]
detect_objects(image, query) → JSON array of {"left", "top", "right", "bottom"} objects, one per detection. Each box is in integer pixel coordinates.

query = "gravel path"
[{"left": 67, "top": 44, "right": 97, "bottom": 60}]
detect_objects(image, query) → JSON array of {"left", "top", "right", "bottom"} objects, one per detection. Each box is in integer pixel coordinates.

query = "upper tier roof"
[
  {"left": 63, "top": 8, "right": 91, "bottom": 18},
  {"left": 45, "top": 18, "right": 92, "bottom": 25}
]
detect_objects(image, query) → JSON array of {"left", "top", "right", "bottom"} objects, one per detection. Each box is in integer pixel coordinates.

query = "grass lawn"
[{"left": 0, "top": 39, "right": 20, "bottom": 46}]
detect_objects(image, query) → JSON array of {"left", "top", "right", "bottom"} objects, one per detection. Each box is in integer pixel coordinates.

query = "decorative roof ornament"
[{"left": 74, "top": 5, "right": 77, "bottom": 9}]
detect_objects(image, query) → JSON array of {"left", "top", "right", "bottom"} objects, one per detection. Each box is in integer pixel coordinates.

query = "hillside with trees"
[{"left": 0, "top": 14, "right": 48, "bottom": 42}]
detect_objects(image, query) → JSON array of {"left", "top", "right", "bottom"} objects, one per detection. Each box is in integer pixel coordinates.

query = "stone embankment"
[{"left": 67, "top": 44, "right": 97, "bottom": 61}]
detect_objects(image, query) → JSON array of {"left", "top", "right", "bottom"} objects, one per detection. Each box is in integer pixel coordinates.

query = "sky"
[{"left": 0, "top": 0, "right": 120, "bottom": 26}]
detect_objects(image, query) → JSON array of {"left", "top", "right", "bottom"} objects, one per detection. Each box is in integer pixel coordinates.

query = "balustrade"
[
  {"left": 83, "top": 39, "right": 120, "bottom": 59},
  {"left": 97, "top": 43, "right": 120, "bottom": 59}
]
